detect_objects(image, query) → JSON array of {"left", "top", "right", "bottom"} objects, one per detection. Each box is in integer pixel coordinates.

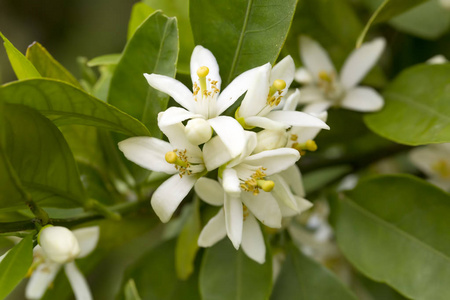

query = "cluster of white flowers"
[{"left": 119, "top": 46, "right": 330, "bottom": 263}]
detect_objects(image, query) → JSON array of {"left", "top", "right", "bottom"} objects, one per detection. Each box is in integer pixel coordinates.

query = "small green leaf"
[
  {"left": 0, "top": 79, "right": 150, "bottom": 137},
  {"left": 175, "top": 199, "right": 201, "bottom": 280},
  {"left": 0, "top": 234, "right": 34, "bottom": 299},
  {"left": 87, "top": 54, "right": 121, "bottom": 67},
  {"left": 26, "top": 42, "right": 81, "bottom": 87},
  {"left": 334, "top": 174, "right": 450, "bottom": 300},
  {"left": 271, "top": 243, "right": 357, "bottom": 300},
  {"left": 190, "top": 0, "right": 298, "bottom": 85},
  {"left": 200, "top": 239, "right": 272, "bottom": 300},
  {"left": 108, "top": 11, "right": 178, "bottom": 137},
  {"left": 127, "top": 2, "right": 155, "bottom": 40},
  {"left": 364, "top": 64, "right": 450, "bottom": 145},
  {"left": 0, "top": 32, "right": 41, "bottom": 80},
  {"left": 124, "top": 279, "right": 142, "bottom": 300}
]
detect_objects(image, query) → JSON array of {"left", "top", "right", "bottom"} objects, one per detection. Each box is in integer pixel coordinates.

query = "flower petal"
[
  {"left": 303, "top": 101, "right": 331, "bottom": 114},
  {"left": 290, "top": 111, "right": 328, "bottom": 143},
  {"left": 144, "top": 73, "right": 194, "bottom": 111},
  {"left": 283, "top": 89, "right": 301, "bottom": 111},
  {"left": 207, "top": 116, "right": 246, "bottom": 158},
  {"left": 224, "top": 194, "right": 243, "bottom": 250},
  {"left": 158, "top": 107, "right": 200, "bottom": 127},
  {"left": 118, "top": 137, "right": 175, "bottom": 173},
  {"left": 340, "top": 38, "right": 386, "bottom": 89},
  {"left": 270, "top": 55, "right": 296, "bottom": 93},
  {"left": 64, "top": 261, "right": 93, "bottom": 300},
  {"left": 151, "top": 174, "right": 198, "bottom": 223},
  {"left": 72, "top": 227, "right": 100, "bottom": 258},
  {"left": 298, "top": 86, "right": 325, "bottom": 104},
  {"left": 245, "top": 148, "right": 300, "bottom": 175},
  {"left": 271, "top": 174, "right": 299, "bottom": 212},
  {"left": 228, "top": 130, "right": 258, "bottom": 168},
  {"left": 266, "top": 110, "right": 330, "bottom": 129},
  {"left": 159, "top": 122, "right": 203, "bottom": 163},
  {"left": 244, "top": 116, "right": 288, "bottom": 130},
  {"left": 26, "top": 261, "right": 61, "bottom": 300},
  {"left": 340, "top": 86, "right": 384, "bottom": 112},
  {"left": 294, "top": 67, "right": 313, "bottom": 84},
  {"left": 299, "top": 36, "right": 336, "bottom": 80},
  {"left": 241, "top": 214, "right": 265, "bottom": 264},
  {"left": 190, "top": 45, "right": 221, "bottom": 90},
  {"left": 241, "top": 192, "right": 281, "bottom": 228},
  {"left": 198, "top": 208, "right": 227, "bottom": 247},
  {"left": 203, "top": 135, "right": 233, "bottom": 171},
  {"left": 194, "top": 177, "right": 224, "bottom": 206},
  {"left": 239, "top": 63, "right": 271, "bottom": 118},
  {"left": 222, "top": 168, "right": 241, "bottom": 197},
  {"left": 280, "top": 165, "right": 305, "bottom": 197}
]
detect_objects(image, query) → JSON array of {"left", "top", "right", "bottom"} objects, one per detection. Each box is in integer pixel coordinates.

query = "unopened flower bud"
[
  {"left": 38, "top": 226, "right": 81, "bottom": 264},
  {"left": 254, "top": 130, "right": 288, "bottom": 153},
  {"left": 185, "top": 118, "right": 212, "bottom": 145}
]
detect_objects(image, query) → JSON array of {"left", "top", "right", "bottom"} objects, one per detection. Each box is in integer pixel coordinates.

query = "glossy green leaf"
[
  {"left": 365, "top": 64, "right": 450, "bottom": 145},
  {"left": 0, "top": 79, "right": 150, "bottom": 137},
  {"left": 127, "top": 2, "right": 155, "bottom": 40},
  {"left": 175, "top": 199, "right": 201, "bottom": 280},
  {"left": 26, "top": 42, "right": 81, "bottom": 87},
  {"left": 87, "top": 54, "right": 121, "bottom": 67},
  {"left": 120, "top": 239, "right": 200, "bottom": 300},
  {"left": 200, "top": 239, "right": 272, "bottom": 300},
  {"left": 124, "top": 279, "right": 142, "bottom": 300},
  {"left": 0, "top": 234, "right": 33, "bottom": 299},
  {"left": 334, "top": 174, "right": 450, "bottom": 300},
  {"left": 190, "top": 0, "right": 298, "bottom": 85},
  {"left": 108, "top": 11, "right": 178, "bottom": 137},
  {"left": 0, "top": 32, "right": 41, "bottom": 80},
  {"left": 271, "top": 243, "right": 357, "bottom": 300},
  {"left": 3, "top": 104, "right": 86, "bottom": 207}
]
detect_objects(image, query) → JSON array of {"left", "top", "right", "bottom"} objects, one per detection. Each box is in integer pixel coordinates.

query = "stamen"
[
  {"left": 257, "top": 180, "right": 275, "bottom": 192},
  {"left": 292, "top": 139, "right": 318, "bottom": 154},
  {"left": 197, "top": 66, "right": 209, "bottom": 93},
  {"left": 240, "top": 167, "right": 274, "bottom": 195},
  {"left": 318, "top": 71, "right": 331, "bottom": 82},
  {"left": 165, "top": 149, "right": 192, "bottom": 177},
  {"left": 432, "top": 160, "right": 450, "bottom": 178},
  {"left": 267, "top": 79, "right": 286, "bottom": 107}
]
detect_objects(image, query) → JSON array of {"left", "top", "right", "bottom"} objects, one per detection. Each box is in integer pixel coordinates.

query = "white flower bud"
[
  {"left": 38, "top": 226, "right": 81, "bottom": 264},
  {"left": 185, "top": 118, "right": 212, "bottom": 145},
  {"left": 254, "top": 130, "right": 288, "bottom": 153}
]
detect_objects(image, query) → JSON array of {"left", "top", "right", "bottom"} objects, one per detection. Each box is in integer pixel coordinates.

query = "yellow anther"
[
  {"left": 257, "top": 180, "right": 275, "bottom": 192},
  {"left": 197, "top": 66, "right": 209, "bottom": 78},
  {"left": 165, "top": 151, "right": 178, "bottom": 164},
  {"left": 318, "top": 71, "right": 331, "bottom": 82},
  {"left": 305, "top": 140, "right": 318, "bottom": 152}
]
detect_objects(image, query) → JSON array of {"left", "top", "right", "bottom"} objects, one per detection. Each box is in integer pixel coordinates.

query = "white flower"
[
  {"left": 296, "top": 36, "right": 385, "bottom": 113},
  {"left": 427, "top": 54, "right": 448, "bottom": 64},
  {"left": 236, "top": 56, "right": 330, "bottom": 131},
  {"left": 440, "top": 0, "right": 450, "bottom": 10},
  {"left": 26, "top": 226, "right": 99, "bottom": 300},
  {"left": 145, "top": 45, "right": 256, "bottom": 158},
  {"left": 409, "top": 143, "right": 450, "bottom": 191},
  {"left": 118, "top": 122, "right": 205, "bottom": 222}
]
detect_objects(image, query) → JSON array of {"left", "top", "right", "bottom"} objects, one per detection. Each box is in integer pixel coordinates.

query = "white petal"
[
  {"left": 216, "top": 66, "right": 260, "bottom": 115},
  {"left": 224, "top": 194, "right": 243, "bottom": 250},
  {"left": 64, "top": 262, "right": 92, "bottom": 300},
  {"left": 298, "top": 86, "right": 325, "bottom": 104},
  {"left": 340, "top": 87, "right": 384, "bottom": 112},
  {"left": 207, "top": 116, "right": 246, "bottom": 158},
  {"left": 245, "top": 148, "right": 300, "bottom": 175},
  {"left": 158, "top": 107, "right": 200, "bottom": 127},
  {"left": 290, "top": 111, "right": 327, "bottom": 143},
  {"left": 266, "top": 111, "right": 330, "bottom": 129},
  {"left": 427, "top": 54, "right": 448, "bottom": 65},
  {"left": 203, "top": 136, "right": 233, "bottom": 171},
  {"left": 295, "top": 196, "right": 313, "bottom": 213},
  {"left": 118, "top": 137, "right": 175, "bottom": 174},
  {"left": 241, "top": 192, "right": 281, "bottom": 228},
  {"left": 72, "top": 227, "right": 100, "bottom": 258},
  {"left": 159, "top": 122, "right": 203, "bottom": 163},
  {"left": 299, "top": 36, "right": 336, "bottom": 80},
  {"left": 283, "top": 89, "right": 301, "bottom": 111},
  {"left": 227, "top": 131, "right": 258, "bottom": 168},
  {"left": 340, "top": 38, "right": 386, "bottom": 89},
  {"left": 271, "top": 174, "right": 299, "bottom": 212},
  {"left": 244, "top": 116, "right": 288, "bottom": 130},
  {"left": 409, "top": 144, "right": 450, "bottom": 177},
  {"left": 151, "top": 174, "right": 197, "bottom": 223},
  {"left": 190, "top": 46, "right": 221, "bottom": 90},
  {"left": 294, "top": 67, "right": 313, "bottom": 84},
  {"left": 194, "top": 177, "right": 224, "bottom": 206},
  {"left": 280, "top": 165, "right": 305, "bottom": 197},
  {"left": 144, "top": 74, "right": 194, "bottom": 111},
  {"left": 222, "top": 168, "right": 241, "bottom": 197},
  {"left": 26, "top": 261, "right": 61, "bottom": 300},
  {"left": 303, "top": 101, "right": 331, "bottom": 114},
  {"left": 239, "top": 64, "right": 271, "bottom": 118},
  {"left": 198, "top": 209, "right": 227, "bottom": 247},
  {"left": 241, "top": 214, "right": 265, "bottom": 264},
  {"left": 270, "top": 56, "right": 295, "bottom": 92}
]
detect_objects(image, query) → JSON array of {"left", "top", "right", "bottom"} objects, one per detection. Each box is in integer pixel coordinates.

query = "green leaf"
[
  {"left": 0, "top": 79, "right": 150, "bottom": 137},
  {"left": 0, "top": 234, "right": 34, "bottom": 299},
  {"left": 108, "top": 11, "right": 178, "bottom": 137},
  {"left": 0, "top": 32, "right": 41, "bottom": 80},
  {"left": 271, "top": 243, "right": 357, "bottom": 300},
  {"left": 364, "top": 64, "right": 450, "bottom": 145},
  {"left": 25, "top": 42, "right": 81, "bottom": 87},
  {"left": 125, "top": 279, "right": 142, "bottom": 300},
  {"left": 175, "top": 199, "right": 201, "bottom": 280},
  {"left": 87, "top": 54, "right": 121, "bottom": 67},
  {"left": 200, "top": 239, "right": 272, "bottom": 300},
  {"left": 120, "top": 239, "right": 200, "bottom": 300},
  {"left": 3, "top": 104, "right": 86, "bottom": 208},
  {"left": 190, "top": 0, "right": 298, "bottom": 85},
  {"left": 334, "top": 174, "right": 450, "bottom": 300},
  {"left": 127, "top": 2, "right": 155, "bottom": 40}
]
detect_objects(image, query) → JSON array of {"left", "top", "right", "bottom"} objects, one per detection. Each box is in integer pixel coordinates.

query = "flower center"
[
  {"left": 317, "top": 71, "right": 345, "bottom": 103},
  {"left": 240, "top": 167, "right": 275, "bottom": 195},
  {"left": 266, "top": 79, "right": 286, "bottom": 107},
  {"left": 290, "top": 134, "right": 318, "bottom": 155},
  {"left": 165, "top": 149, "right": 192, "bottom": 177},
  {"left": 193, "top": 66, "right": 220, "bottom": 118},
  {"left": 432, "top": 159, "right": 450, "bottom": 178}
]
